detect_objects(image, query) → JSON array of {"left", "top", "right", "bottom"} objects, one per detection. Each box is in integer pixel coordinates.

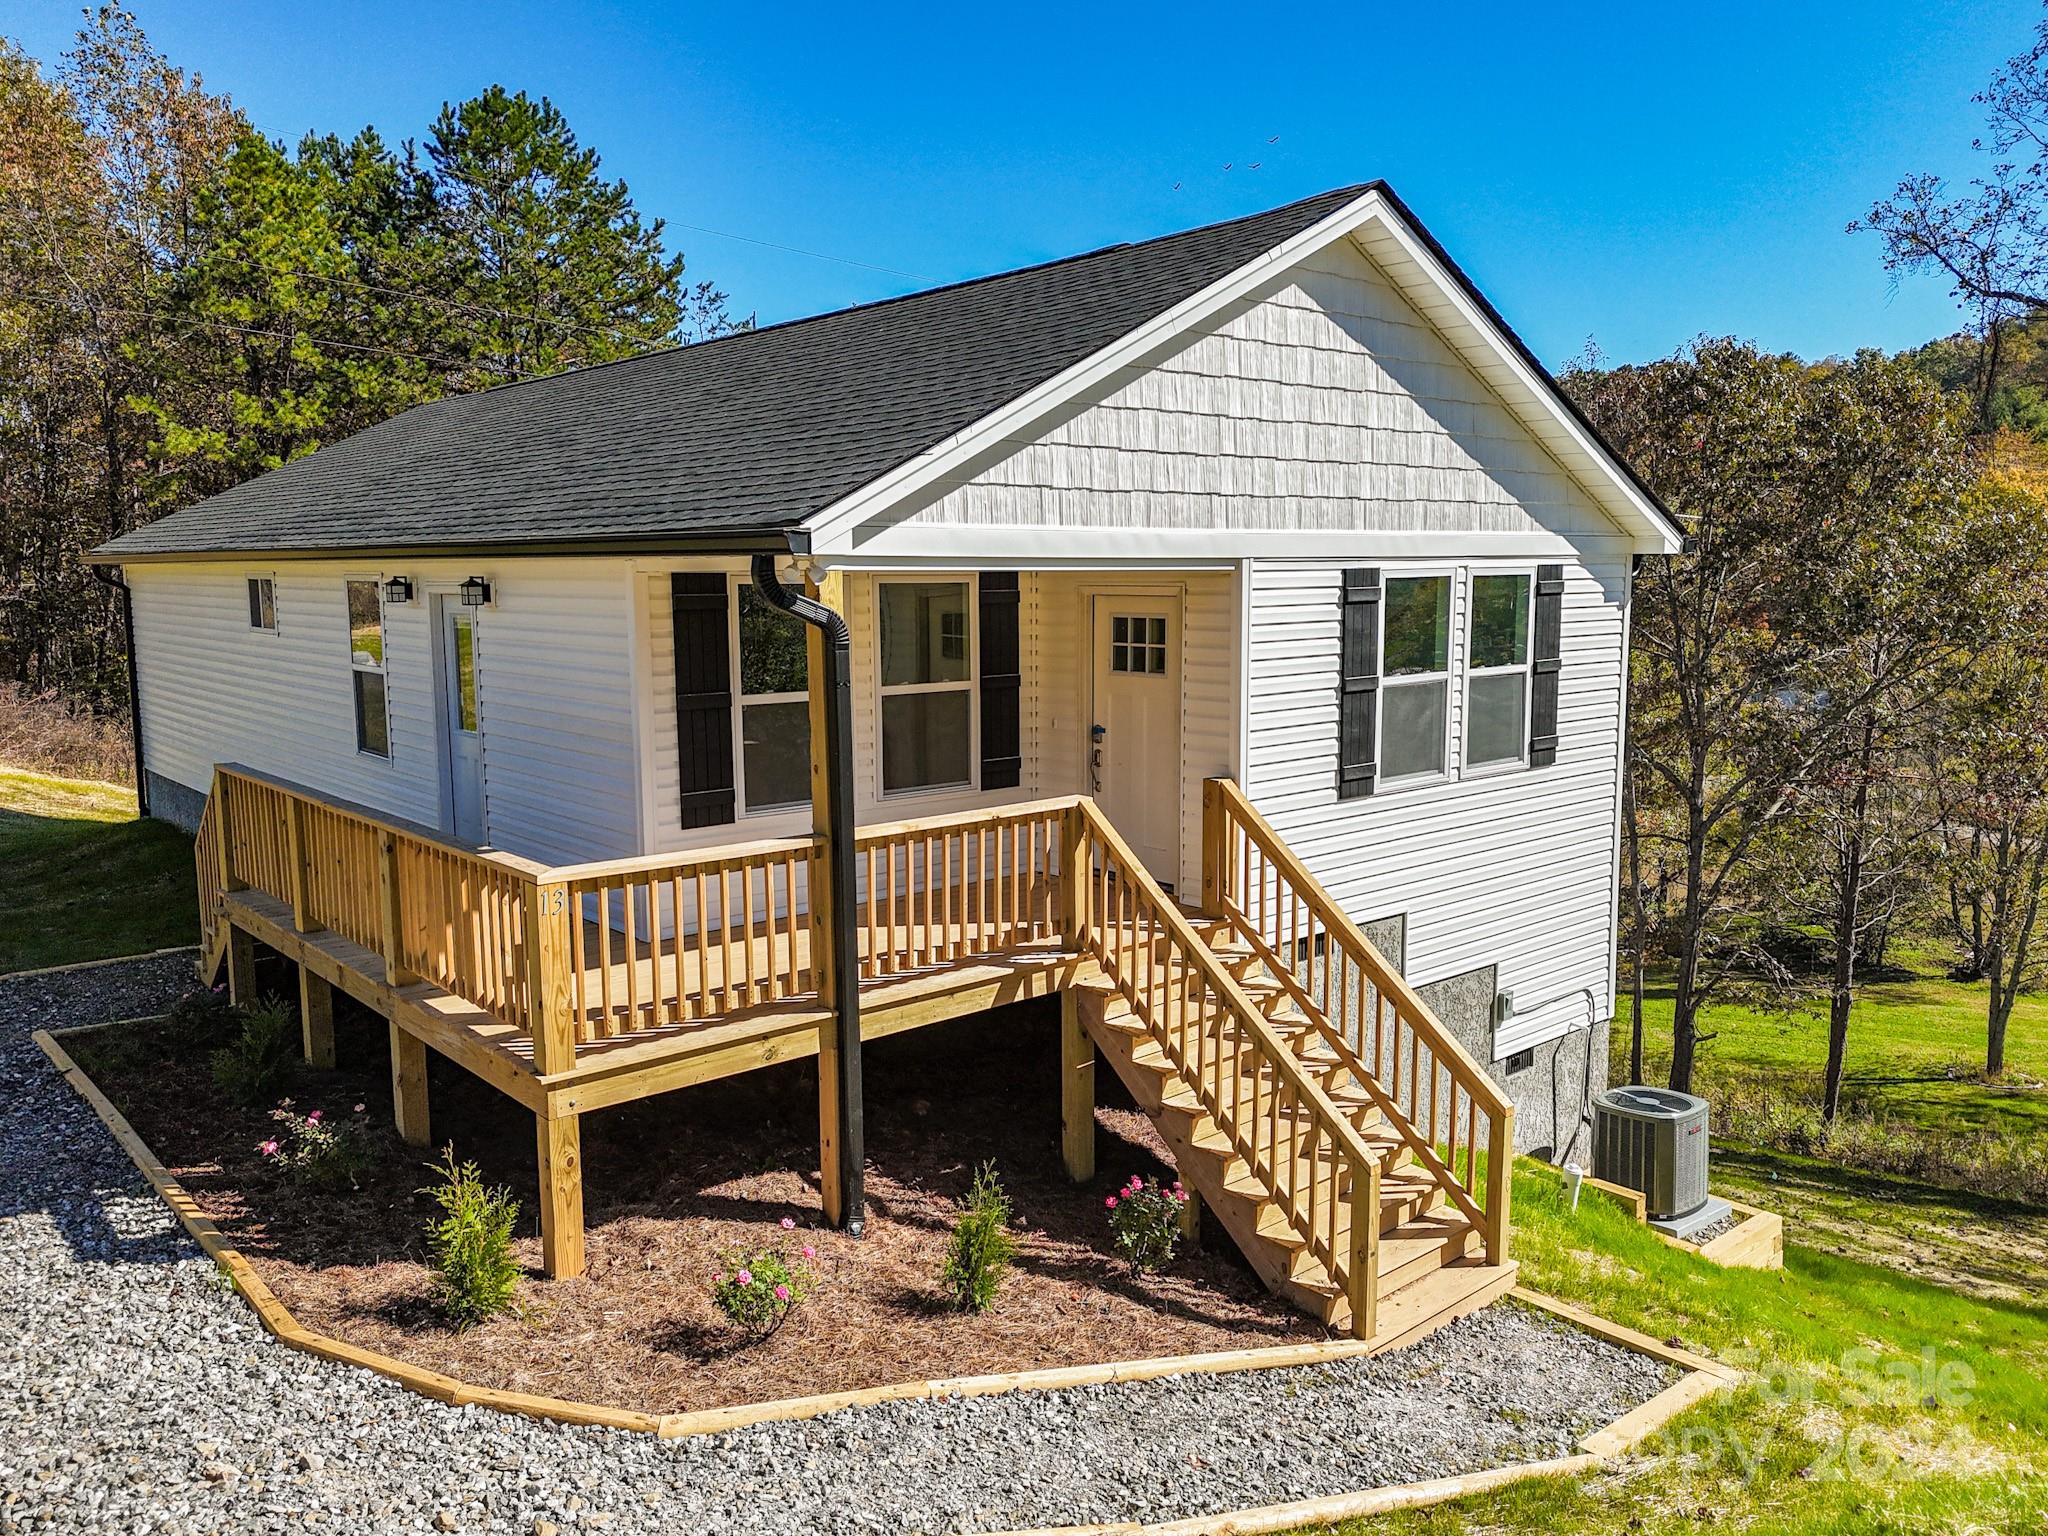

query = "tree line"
[
  {"left": 1, "top": 6, "right": 746, "bottom": 711},
  {"left": 1589, "top": 5, "right": 2048, "bottom": 1105}
]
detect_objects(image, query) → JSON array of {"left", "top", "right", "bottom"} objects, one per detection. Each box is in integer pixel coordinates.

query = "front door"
[
  {"left": 1090, "top": 593, "right": 1182, "bottom": 889},
  {"left": 436, "top": 595, "right": 485, "bottom": 843}
]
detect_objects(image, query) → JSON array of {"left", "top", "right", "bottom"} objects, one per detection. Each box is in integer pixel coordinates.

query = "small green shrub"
[
  {"left": 941, "top": 1161, "right": 1017, "bottom": 1313},
  {"left": 260, "top": 1099, "right": 373, "bottom": 1191},
  {"left": 209, "top": 995, "right": 299, "bottom": 1107},
  {"left": 165, "top": 985, "right": 237, "bottom": 1051},
  {"left": 711, "top": 1224, "right": 817, "bottom": 1340},
  {"left": 1105, "top": 1173, "right": 1189, "bottom": 1271},
  {"left": 420, "top": 1147, "right": 521, "bottom": 1328}
]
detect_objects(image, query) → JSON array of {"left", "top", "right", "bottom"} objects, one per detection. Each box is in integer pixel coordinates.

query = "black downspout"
[
  {"left": 90, "top": 564, "right": 148, "bottom": 818},
  {"left": 751, "top": 554, "right": 863, "bottom": 1234}
]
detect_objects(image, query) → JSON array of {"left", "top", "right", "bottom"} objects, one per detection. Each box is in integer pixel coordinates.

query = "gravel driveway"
[{"left": 2, "top": 956, "right": 1677, "bottom": 1536}]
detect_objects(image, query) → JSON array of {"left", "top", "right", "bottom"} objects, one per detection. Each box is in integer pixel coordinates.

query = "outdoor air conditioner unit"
[{"left": 1592, "top": 1086, "right": 1722, "bottom": 1236}]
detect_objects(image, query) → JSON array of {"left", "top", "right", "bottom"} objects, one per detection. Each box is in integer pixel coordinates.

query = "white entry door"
[
  {"left": 1090, "top": 594, "right": 1182, "bottom": 889},
  {"left": 436, "top": 595, "right": 485, "bottom": 843}
]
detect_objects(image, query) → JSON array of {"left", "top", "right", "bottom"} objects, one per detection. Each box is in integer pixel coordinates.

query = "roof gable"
[{"left": 95, "top": 183, "right": 1680, "bottom": 562}]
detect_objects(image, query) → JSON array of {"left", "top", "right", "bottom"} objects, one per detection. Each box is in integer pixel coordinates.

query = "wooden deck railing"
[
  {"left": 1072, "top": 799, "right": 1382, "bottom": 1337},
  {"left": 1202, "top": 776, "right": 1514, "bottom": 1265},
  {"left": 856, "top": 797, "right": 1073, "bottom": 975}
]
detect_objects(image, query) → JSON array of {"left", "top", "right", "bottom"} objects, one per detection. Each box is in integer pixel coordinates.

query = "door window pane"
[
  {"left": 1467, "top": 672, "right": 1526, "bottom": 767},
  {"left": 1470, "top": 575, "right": 1530, "bottom": 669},
  {"left": 353, "top": 671, "right": 390, "bottom": 758},
  {"left": 1381, "top": 679, "right": 1445, "bottom": 779},
  {"left": 1110, "top": 614, "right": 1168, "bottom": 674},
  {"left": 880, "top": 582, "right": 970, "bottom": 685},
  {"left": 882, "top": 691, "right": 972, "bottom": 792},
  {"left": 1383, "top": 576, "right": 1449, "bottom": 675},
  {"left": 452, "top": 618, "right": 478, "bottom": 732},
  {"left": 741, "top": 700, "right": 812, "bottom": 810},
  {"left": 346, "top": 579, "right": 388, "bottom": 757},
  {"left": 737, "top": 586, "right": 808, "bottom": 696}
]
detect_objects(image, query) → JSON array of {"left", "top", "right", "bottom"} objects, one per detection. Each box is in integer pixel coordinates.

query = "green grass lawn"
[
  {"left": 1616, "top": 968, "right": 2048, "bottom": 1139},
  {"left": 1310, "top": 1161, "right": 2048, "bottom": 1535},
  {"left": 0, "top": 766, "right": 198, "bottom": 973}
]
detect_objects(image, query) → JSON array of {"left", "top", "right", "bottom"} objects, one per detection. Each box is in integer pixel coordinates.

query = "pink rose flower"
[
  {"left": 779, "top": 1217, "right": 796, "bottom": 1230},
  {"left": 714, "top": 1272, "right": 726, "bottom": 1284},
  {"left": 258, "top": 1139, "right": 279, "bottom": 1157},
  {"left": 1129, "top": 1176, "right": 1142, "bottom": 1191},
  {"left": 1105, "top": 1195, "right": 1118, "bottom": 1209},
  {"left": 735, "top": 1268, "right": 753, "bottom": 1287},
  {"left": 773, "top": 1284, "right": 791, "bottom": 1302},
  {"left": 352, "top": 1103, "right": 366, "bottom": 1114},
  {"left": 305, "top": 1110, "right": 322, "bottom": 1126},
  {"left": 801, "top": 1245, "right": 816, "bottom": 1260}
]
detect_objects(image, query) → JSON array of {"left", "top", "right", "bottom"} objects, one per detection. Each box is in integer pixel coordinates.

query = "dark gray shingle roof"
[{"left": 98, "top": 186, "right": 1374, "bottom": 558}]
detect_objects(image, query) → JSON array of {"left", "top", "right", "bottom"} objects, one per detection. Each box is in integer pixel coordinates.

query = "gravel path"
[{"left": 3, "top": 956, "right": 1678, "bottom": 1536}]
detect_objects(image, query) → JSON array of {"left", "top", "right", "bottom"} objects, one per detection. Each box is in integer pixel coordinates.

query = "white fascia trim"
[
  {"left": 800, "top": 187, "right": 1683, "bottom": 559},
  {"left": 813, "top": 525, "right": 1601, "bottom": 566}
]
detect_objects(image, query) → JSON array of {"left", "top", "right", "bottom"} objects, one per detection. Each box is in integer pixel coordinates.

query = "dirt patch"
[{"left": 71, "top": 995, "right": 1320, "bottom": 1414}]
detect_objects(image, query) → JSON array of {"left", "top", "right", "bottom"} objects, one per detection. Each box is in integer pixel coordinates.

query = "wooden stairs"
[{"left": 1074, "top": 924, "right": 1513, "bottom": 1341}]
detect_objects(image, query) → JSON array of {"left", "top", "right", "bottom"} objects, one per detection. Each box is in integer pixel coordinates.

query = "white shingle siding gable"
[
  {"left": 1245, "top": 557, "right": 1628, "bottom": 1056},
  {"left": 893, "top": 237, "right": 1627, "bottom": 548}
]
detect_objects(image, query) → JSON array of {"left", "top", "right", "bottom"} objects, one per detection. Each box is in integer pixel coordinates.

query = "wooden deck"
[{"left": 195, "top": 765, "right": 1513, "bottom": 1341}]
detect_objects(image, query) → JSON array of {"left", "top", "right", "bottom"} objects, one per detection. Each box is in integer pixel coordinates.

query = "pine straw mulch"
[{"left": 71, "top": 993, "right": 1322, "bottom": 1415}]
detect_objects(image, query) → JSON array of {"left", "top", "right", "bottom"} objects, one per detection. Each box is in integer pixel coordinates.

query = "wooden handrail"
[
  {"left": 1203, "top": 776, "right": 1513, "bottom": 1264},
  {"left": 1073, "top": 799, "right": 1381, "bottom": 1336}
]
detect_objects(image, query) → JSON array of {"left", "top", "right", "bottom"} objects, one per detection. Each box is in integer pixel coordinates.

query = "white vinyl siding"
[
  {"left": 126, "top": 557, "right": 640, "bottom": 867},
  {"left": 1244, "top": 556, "right": 1627, "bottom": 1056}
]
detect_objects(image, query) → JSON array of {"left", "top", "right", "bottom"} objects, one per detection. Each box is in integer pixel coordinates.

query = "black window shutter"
[
  {"left": 979, "top": 572, "right": 1022, "bottom": 790},
  {"left": 670, "top": 573, "right": 736, "bottom": 828},
  {"left": 1529, "top": 563, "right": 1565, "bottom": 768},
  {"left": 1336, "top": 567, "right": 1381, "bottom": 800}
]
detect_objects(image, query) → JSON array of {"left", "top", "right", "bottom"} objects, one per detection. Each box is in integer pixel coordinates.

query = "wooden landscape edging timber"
[
  {"left": 35, "top": 1020, "right": 1737, "bottom": 1526},
  {"left": 1579, "top": 1173, "right": 1785, "bottom": 1272},
  {"left": 0, "top": 945, "right": 198, "bottom": 983}
]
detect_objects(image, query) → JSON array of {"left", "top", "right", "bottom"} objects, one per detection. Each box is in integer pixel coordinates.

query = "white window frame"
[
  {"left": 345, "top": 576, "right": 391, "bottom": 760},
  {"left": 1462, "top": 567, "right": 1536, "bottom": 777},
  {"left": 246, "top": 574, "right": 278, "bottom": 634},
  {"left": 728, "top": 575, "right": 812, "bottom": 817},
  {"left": 875, "top": 574, "right": 979, "bottom": 801},
  {"left": 1375, "top": 566, "right": 1455, "bottom": 791}
]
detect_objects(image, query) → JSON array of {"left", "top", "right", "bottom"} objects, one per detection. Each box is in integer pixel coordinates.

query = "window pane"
[
  {"left": 347, "top": 580, "right": 383, "bottom": 666},
  {"left": 882, "top": 691, "right": 971, "bottom": 792},
  {"left": 737, "top": 586, "right": 808, "bottom": 696},
  {"left": 1468, "top": 672, "right": 1526, "bottom": 767},
  {"left": 353, "top": 671, "right": 389, "bottom": 757},
  {"left": 741, "top": 700, "right": 811, "bottom": 810},
  {"left": 1470, "top": 575, "right": 1530, "bottom": 669},
  {"left": 1381, "top": 678, "right": 1445, "bottom": 779},
  {"left": 880, "top": 582, "right": 970, "bottom": 686},
  {"left": 453, "top": 618, "right": 478, "bottom": 732},
  {"left": 1383, "top": 576, "right": 1449, "bottom": 676},
  {"left": 248, "top": 578, "right": 274, "bottom": 630}
]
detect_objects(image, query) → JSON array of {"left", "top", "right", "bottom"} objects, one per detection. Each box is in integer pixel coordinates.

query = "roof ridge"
[{"left": 457, "top": 182, "right": 1383, "bottom": 403}]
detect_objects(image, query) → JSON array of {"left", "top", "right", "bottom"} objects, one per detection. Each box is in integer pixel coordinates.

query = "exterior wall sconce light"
[
  {"left": 382, "top": 576, "right": 415, "bottom": 605},
  {"left": 459, "top": 576, "right": 493, "bottom": 608}
]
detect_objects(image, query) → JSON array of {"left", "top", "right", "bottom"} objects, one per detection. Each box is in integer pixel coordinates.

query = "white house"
[{"left": 94, "top": 184, "right": 1680, "bottom": 1302}]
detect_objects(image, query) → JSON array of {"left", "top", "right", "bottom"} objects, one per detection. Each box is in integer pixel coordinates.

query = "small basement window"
[
  {"left": 247, "top": 576, "right": 277, "bottom": 631},
  {"left": 346, "top": 579, "right": 390, "bottom": 758}
]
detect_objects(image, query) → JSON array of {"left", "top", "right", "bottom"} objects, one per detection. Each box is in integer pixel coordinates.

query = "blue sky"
[{"left": 10, "top": 1, "right": 2035, "bottom": 365}]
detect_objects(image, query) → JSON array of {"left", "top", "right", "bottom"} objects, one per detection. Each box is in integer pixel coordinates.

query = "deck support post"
[
  {"left": 1176, "top": 1184, "right": 1202, "bottom": 1246},
  {"left": 759, "top": 557, "right": 864, "bottom": 1235},
  {"left": 1485, "top": 1105, "right": 1514, "bottom": 1266},
  {"left": 388, "top": 1020, "right": 430, "bottom": 1146},
  {"left": 536, "top": 1108, "right": 585, "bottom": 1279},
  {"left": 299, "top": 966, "right": 335, "bottom": 1070},
  {"left": 226, "top": 924, "right": 258, "bottom": 1006},
  {"left": 1060, "top": 989, "right": 1095, "bottom": 1182}
]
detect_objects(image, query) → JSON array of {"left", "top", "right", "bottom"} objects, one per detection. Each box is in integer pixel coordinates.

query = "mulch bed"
[{"left": 69, "top": 988, "right": 1320, "bottom": 1415}]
